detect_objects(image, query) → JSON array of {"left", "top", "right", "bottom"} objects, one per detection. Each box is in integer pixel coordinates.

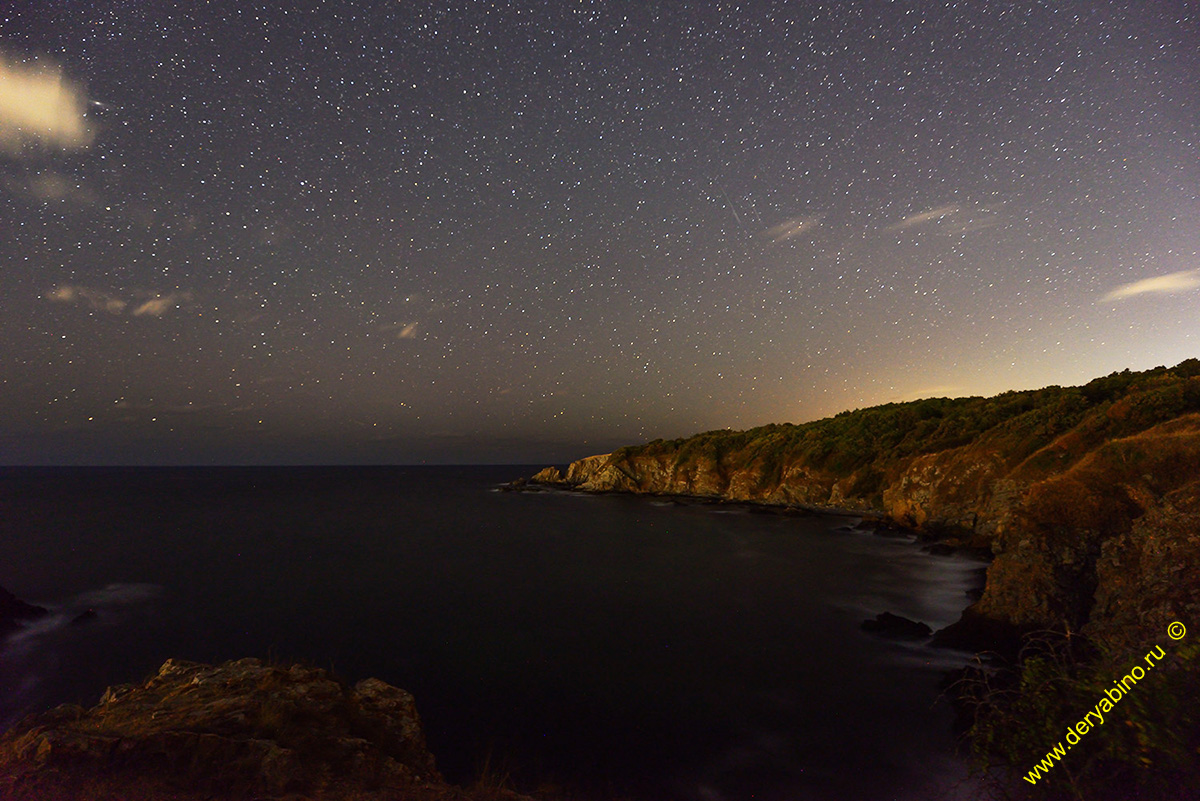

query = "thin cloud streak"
[
  {"left": 763, "top": 215, "right": 823, "bottom": 242},
  {"left": 1102, "top": 270, "right": 1200, "bottom": 302},
  {"left": 885, "top": 204, "right": 959, "bottom": 231}
]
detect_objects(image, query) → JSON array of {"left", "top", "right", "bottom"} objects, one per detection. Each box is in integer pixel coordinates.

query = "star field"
[{"left": 2, "top": 1, "right": 1198, "bottom": 464}]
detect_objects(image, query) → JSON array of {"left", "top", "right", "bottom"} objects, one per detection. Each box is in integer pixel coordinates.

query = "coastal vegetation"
[
  {"left": 612, "top": 358, "right": 1200, "bottom": 510},
  {"left": 955, "top": 632, "right": 1200, "bottom": 800}
]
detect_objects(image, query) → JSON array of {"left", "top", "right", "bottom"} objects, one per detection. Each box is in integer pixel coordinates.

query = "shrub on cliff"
[{"left": 958, "top": 633, "right": 1200, "bottom": 800}]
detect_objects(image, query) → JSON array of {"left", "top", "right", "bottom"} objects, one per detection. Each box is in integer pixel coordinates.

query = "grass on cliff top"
[{"left": 613, "top": 359, "right": 1200, "bottom": 481}]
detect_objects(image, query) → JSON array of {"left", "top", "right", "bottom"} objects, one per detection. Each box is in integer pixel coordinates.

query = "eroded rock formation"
[{"left": 0, "top": 657, "right": 535, "bottom": 801}]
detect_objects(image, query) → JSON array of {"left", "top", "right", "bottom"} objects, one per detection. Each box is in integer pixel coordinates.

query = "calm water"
[{"left": 0, "top": 466, "right": 985, "bottom": 800}]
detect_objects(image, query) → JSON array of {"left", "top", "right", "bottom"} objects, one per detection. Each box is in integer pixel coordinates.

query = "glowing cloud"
[
  {"left": 0, "top": 51, "right": 93, "bottom": 154},
  {"left": 886, "top": 204, "right": 959, "bottom": 231},
  {"left": 1102, "top": 270, "right": 1200, "bottom": 302}
]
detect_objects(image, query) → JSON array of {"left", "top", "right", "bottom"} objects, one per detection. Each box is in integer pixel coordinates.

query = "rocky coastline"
[
  {"left": 3, "top": 361, "right": 1196, "bottom": 799},
  {"left": 521, "top": 361, "right": 1200, "bottom": 659},
  {"left": 516, "top": 362, "right": 1200, "bottom": 795}
]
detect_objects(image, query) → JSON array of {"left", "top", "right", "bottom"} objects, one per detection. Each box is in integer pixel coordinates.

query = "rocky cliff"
[
  {"left": 528, "top": 360, "right": 1200, "bottom": 655},
  {"left": 0, "top": 656, "right": 535, "bottom": 801}
]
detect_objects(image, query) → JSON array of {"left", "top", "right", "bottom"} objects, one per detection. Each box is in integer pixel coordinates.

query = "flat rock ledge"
[{"left": 0, "top": 657, "right": 537, "bottom": 801}]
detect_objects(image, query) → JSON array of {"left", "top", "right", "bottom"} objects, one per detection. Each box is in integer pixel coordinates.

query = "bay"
[{"left": 0, "top": 466, "right": 984, "bottom": 800}]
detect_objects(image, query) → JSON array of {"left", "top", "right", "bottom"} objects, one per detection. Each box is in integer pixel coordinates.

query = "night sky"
[{"left": 2, "top": 2, "right": 1198, "bottom": 465}]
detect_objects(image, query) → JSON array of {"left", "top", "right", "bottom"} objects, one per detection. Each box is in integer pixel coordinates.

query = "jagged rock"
[
  {"left": 931, "top": 607, "right": 1022, "bottom": 657},
  {"left": 1084, "top": 479, "right": 1200, "bottom": 654},
  {"left": 68, "top": 609, "right": 97, "bottom": 626},
  {"left": 861, "top": 612, "right": 932, "bottom": 640},
  {"left": 0, "top": 657, "right": 537, "bottom": 801},
  {"left": 0, "top": 586, "right": 47, "bottom": 640},
  {"left": 529, "top": 466, "right": 563, "bottom": 484}
]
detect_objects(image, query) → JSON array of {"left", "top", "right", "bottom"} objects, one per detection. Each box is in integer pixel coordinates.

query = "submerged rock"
[
  {"left": 861, "top": 612, "right": 933, "bottom": 640},
  {"left": 0, "top": 657, "right": 537, "bottom": 801},
  {"left": 68, "top": 609, "right": 97, "bottom": 626}
]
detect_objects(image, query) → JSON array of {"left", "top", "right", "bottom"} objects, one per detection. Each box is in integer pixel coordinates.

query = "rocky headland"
[
  {"left": 0, "top": 654, "right": 535, "bottom": 801},
  {"left": 0, "top": 588, "right": 46, "bottom": 641},
  {"left": 525, "top": 360, "right": 1200, "bottom": 659}
]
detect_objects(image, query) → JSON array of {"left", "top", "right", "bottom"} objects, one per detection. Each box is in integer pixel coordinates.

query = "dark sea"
[{"left": 0, "top": 466, "right": 987, "bottom": 801}]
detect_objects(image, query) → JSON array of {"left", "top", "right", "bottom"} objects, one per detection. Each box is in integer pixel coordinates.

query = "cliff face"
[
  {"left": 0, "top": 657, "right": 534, "bottom": 801},
  {"left": 530, "top": 361, "right": 1200, "bottom": 654}
]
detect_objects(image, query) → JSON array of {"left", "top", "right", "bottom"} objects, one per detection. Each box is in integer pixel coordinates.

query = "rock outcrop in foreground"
[
  {"left": 0, "top": 657, "right": 533, "bottom": 801},
  {"left": 527, "top": 360, "right": 1200, "bottom": 655}
]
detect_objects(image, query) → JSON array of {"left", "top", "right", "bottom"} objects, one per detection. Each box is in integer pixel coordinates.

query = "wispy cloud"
[
  {"left": 957, "top": 213, "right": 1004, "bottom": 232},
  {"left": 47, "top": 285, "right": 193, "bottom": 317},
  {"left": 380, "top": 321, "right": 420, "bottom": 339},
  {"left": 27, "top": 171, "right": 97, "bottom": 204},
  {"left": 3, "top": 170, "right": 99, "bottom": 207},
  {"left": 111, "top": 400, "right": 223, "bottom": 417},
  {"left": 131, "top": 292, "right": 193, "bottom": 317},
  {"left": 763, "top": 214, "right": 823, "bottom": 242},
  {"left": 0, "top": 51, "right": 93, "bottom": 155},
  {"left": 46, "top": 285, "right": 126, "bottom": 314},
  {"left": 885, "top": 204, "right": 959, "bottom": 231},
  {"left": 1102, "top": 270, "right": 1200, "bottom": 302}
]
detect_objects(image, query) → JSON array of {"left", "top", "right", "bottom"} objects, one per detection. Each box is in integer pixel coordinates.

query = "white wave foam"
[
  {"left": 1, "top": 583, "right": 164, "bottom": 658},
  {"left": 74, "top": 582, "right": 163, "bottom": 607}
]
